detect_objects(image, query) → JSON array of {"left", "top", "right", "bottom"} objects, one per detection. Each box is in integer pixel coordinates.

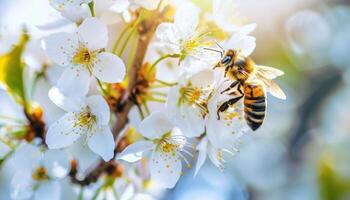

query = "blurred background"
[{"left": 1, "top": 0, "right": 350, "bottom": 199}]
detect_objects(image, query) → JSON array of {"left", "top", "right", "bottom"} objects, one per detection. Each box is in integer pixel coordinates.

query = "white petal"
[
  {"left": 34, "top": 181, "right": 60, "bottom": 200},
  {"left": 174, "top": 2, "right": 199, "bottom": 39},
  {"left": 60, "top": 3, "right": 91, "bottom": 23},
  {"left": 150, "top": 150, "right": 182, "bottom": 189},
  {"left": 177, "top": 106, "right": 205, "bottom": 137},
  {"left": 231, "top": 36, "right": 256, "bottom": 57},
  {"left": 23, "top": 39, "right": 47, "bottom": 71},
  {"left": 48, "top": 87, "right": 85, "bottom": 112},
  {"left": 78, "top": 17, "right": 108, "bottom": 50},
  {"left": 88, "top": 125, "right": 115, "bottom": 161},
  {"left": 46, "top": 112, "right": 82, "bottom": 149},
  {"left": 43, "top": 150, "right": 70, "bottom": 179},
  {"left": 0, "top": 142, "right": 10, "bottom": 159},
  {"left": 117, "top": 140, "right": 154, "bottom": 162},
  {"left": 133, "top": 0, "right": 160, "bottom": 10},
  {"left": 10, "top": 170, "right": 34, "bottom": 200},
  {"left": 194, "top": 137, "right": 208, "bottom": 177},
  {"left": 156, "top": 23, "right": 180, "bottom": 52},
  {"left": 66, "top": 138, "right": 99, "bottom": 173},
  {"left": 109, "top": 0, "right": 130, "bottom": 13},
  {"left": 189, "top": 69, "right": 215, "bottom": 88},
  {"left": 93, "top": 52, "right": 126, "bottom": 83},
  {"left": 42, "top": 32, "right": 78, "bottom": 66},
  {"left": 206, "top": 117, "right": 238, "bottom": 149},
  {"left": 11, "top": 143, "right": 41, "bottom": 171},
  {"left": 86, "top": 95, "right": 110, "bottom": 125},
  {"left": 139, "top": 111, "right": 173, "bottom": 139},
  {"left": 56, "top": 67, "right": 90, "bottom": 98}
]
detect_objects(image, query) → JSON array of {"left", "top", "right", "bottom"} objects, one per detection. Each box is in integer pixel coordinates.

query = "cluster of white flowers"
[{"left": 0, "top": 0, "right": 272, "bottom": 199}]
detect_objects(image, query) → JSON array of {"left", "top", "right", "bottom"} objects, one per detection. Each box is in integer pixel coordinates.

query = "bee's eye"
[{"left": 221, "top": 56, "right": 232, "bottom": 64}]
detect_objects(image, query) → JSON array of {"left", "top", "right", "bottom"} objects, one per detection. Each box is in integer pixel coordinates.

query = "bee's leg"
[
  {"left": 217, "top": 95, "right": 243, "bottom": 119},
  {"left": 221, "top": 81, "right": 239, "bottom": 94}
]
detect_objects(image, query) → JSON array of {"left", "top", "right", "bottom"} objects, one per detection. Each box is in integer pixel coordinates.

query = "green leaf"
[{"left": 0, "top": 32, "right": 29, "bottom": 106}]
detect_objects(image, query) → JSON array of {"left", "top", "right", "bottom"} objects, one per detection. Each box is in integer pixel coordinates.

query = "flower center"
[
  {"left": 154, "top": 132, "right": 194, "bottom": 168},
  {"left": 178, "top": 84, "right": 212, "bottom": 116},
  {"left": 32, "top": 166, "right": 49, "bottom": 181},
  {"left": 179, "top": 31, "right": 211, "bottom": 56},
  {"left": 72, "top": 43, "right": 99, "bottom": 74},
  {"left": 74, "top": 107, "right": 97, "bottom": 132}
]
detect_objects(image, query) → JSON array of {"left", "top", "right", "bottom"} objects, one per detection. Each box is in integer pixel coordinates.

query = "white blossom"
[
  {"left": 43, "top": 17, "right": 126, "bottom": 97},
  {"left": 166, "top": 69, "right": 215, "bottom": 137},
  {"left": 49, "top": 0, "right": 92, "bottom": 23},
  {"left": 155, "top": 2, "right": 208, "bottom": 63},
  {"left": 46, "top": 93, "right": 115, "bottom": 161},
  {"left": 10, "top": 143, "right": 69, "bottom": 200},
  {"left": 118, "top": 111, "right": 194, "bottom": 188}
]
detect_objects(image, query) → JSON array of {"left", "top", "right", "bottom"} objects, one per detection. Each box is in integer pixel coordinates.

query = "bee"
[{"left": 214, "top": 49, "right": 286, "bottom": 131}]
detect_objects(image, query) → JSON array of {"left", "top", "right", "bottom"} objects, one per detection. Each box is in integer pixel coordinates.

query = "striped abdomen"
[{"left": 243, "top": 83, "right": 266, "bottom": 131}]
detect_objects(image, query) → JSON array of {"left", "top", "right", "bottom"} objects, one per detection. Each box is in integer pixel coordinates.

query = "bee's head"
[{"left": 214, "top": 49, "right": 237, "bottom": 69}]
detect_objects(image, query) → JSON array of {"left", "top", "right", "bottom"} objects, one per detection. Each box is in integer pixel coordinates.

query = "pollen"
[
  {"left": 32, "top": 166, "right": 49, "bottom": 181},
  {"left": 72, "top": 43, "right": 98, "bottom": 74},
  {"left": 178, "top": 84, "right": 211, "bottom": 116},
  {"left": 73, "top": 106, "right": 97, "bottom": 133}
]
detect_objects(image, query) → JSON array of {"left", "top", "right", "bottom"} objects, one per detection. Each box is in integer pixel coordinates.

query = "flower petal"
[
  {"left": 117, "top": 140, "right": 154, "bottom": 162},
  {"left": 150, "top": 150, "right": 182, "bottom": 189},
  {"left": 42, "top": 32, "right": 78, "bottom": 66},
  {"left": 56, "top": 67, "right": 90, "bottom": 98},
  {"left": 11, "top": 143, "right": 41, "bottom": 171},
  {"left": 88, "top": 125, "right": 115, "bottom": 161},
  {"left": 133, "top": 0, "right": 160, "bottom": 10},
  {"left": 10, "top": 170, "right": 34, "bottom": 200},
  {"left": 93, "top": 52, "right": 126, "bottom": 83},
  {"left": 86, "top": 95, "right": 110, "bottom": 125},
  {"left": 48, "top": 87, "right": 85, "bottom": 112},
  {"left": 78, "top": 17, "right": 108, "bottom": 50},
  {"left": 206, "top": 117, "right": 242, "bottom": 149},
  {"left": 189, "top": 69, "right": 215, "bottom": 88},
  {"left": 174, "top": 2, "right": 199, "bottom": 39},
  {"left": 194, "top": 137, "right": 208, "bottom": 177},
  {"left": 43, "top": 150, "right": 70, "bottom": 179},
  {"left": 34, "top": 181, "right": 60, "bottom": 200},
  {"left": 139, "top": 111, "right": 173, "bottom": 139},
  {"left": 177, "top": 106, "right": 205, "bottom": 137},
  {"left": 46, "top": 112, "right": 82, "bottom": 149},
  {"left": 66, "top": 138, "right": 99, "bottom": 173},
  {"left": 0, "top": 142, "right": 11, "bottom": 159}
]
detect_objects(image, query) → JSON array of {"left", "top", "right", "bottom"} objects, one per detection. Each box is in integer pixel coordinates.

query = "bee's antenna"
[
  {"left": 214, "top": 40, "right": 224, "bottom": 52},
  {"left": 204, "top": 47, "right": 223, "bottom": 57}
]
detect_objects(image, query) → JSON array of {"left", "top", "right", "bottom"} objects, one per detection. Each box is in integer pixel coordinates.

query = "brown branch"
[{"left": 69, "top": 7, "right": 172, "bottom": 186}]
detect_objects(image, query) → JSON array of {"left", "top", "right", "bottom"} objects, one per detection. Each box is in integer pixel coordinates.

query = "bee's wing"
[
  {"left": 255, "top": 65, "right": 284, "bottom": 80},
  {"left": 255, "top": 73, "right": 286, "bottom": 100}
]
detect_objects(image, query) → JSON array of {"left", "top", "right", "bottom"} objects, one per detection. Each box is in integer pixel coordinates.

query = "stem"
[
  {"left": 112, "top": 24, "right": 131, "bottom": 54},
  {"left": 126, "top": 34, "right": 138, "bottom": 69},
  {"left": 88, "top": 1, "right": 95, "bottom": 17},
  {"left": 151, "top": 91, "right": 167, "bottom": 97},
  {"left": 147, "top": 97, "right": 166, "bottom": 103},
  {"left": 91, "top": 185, "right": 103, "bottom": 200},
  {"left": 149, "top": 54, "right": 180, "bottom": 72},
  {"left": 155, "top": 79, "right": 177, "bottom": 87},
  {"left": 118, "top": 27, "right": 137, "bottom": 56},
  {"left": 136, "top": 104, "right": 145, "bottom": 119},
  {"left": 78, "top": 187, "right": 84, "bottom": 200},
  {"left": 96, "top": 79, "right": 108, "bottom": 97},
  {"left": 142, "top": 101, "right": 151, "bottom": 115},
  {"left": 111, "top": 187, "right": 120, "bottom": 200}
]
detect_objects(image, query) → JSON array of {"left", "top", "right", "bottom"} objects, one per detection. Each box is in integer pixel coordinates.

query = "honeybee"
[{"left": 214, "top": 49, "right": 286, "bottom": 131}]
